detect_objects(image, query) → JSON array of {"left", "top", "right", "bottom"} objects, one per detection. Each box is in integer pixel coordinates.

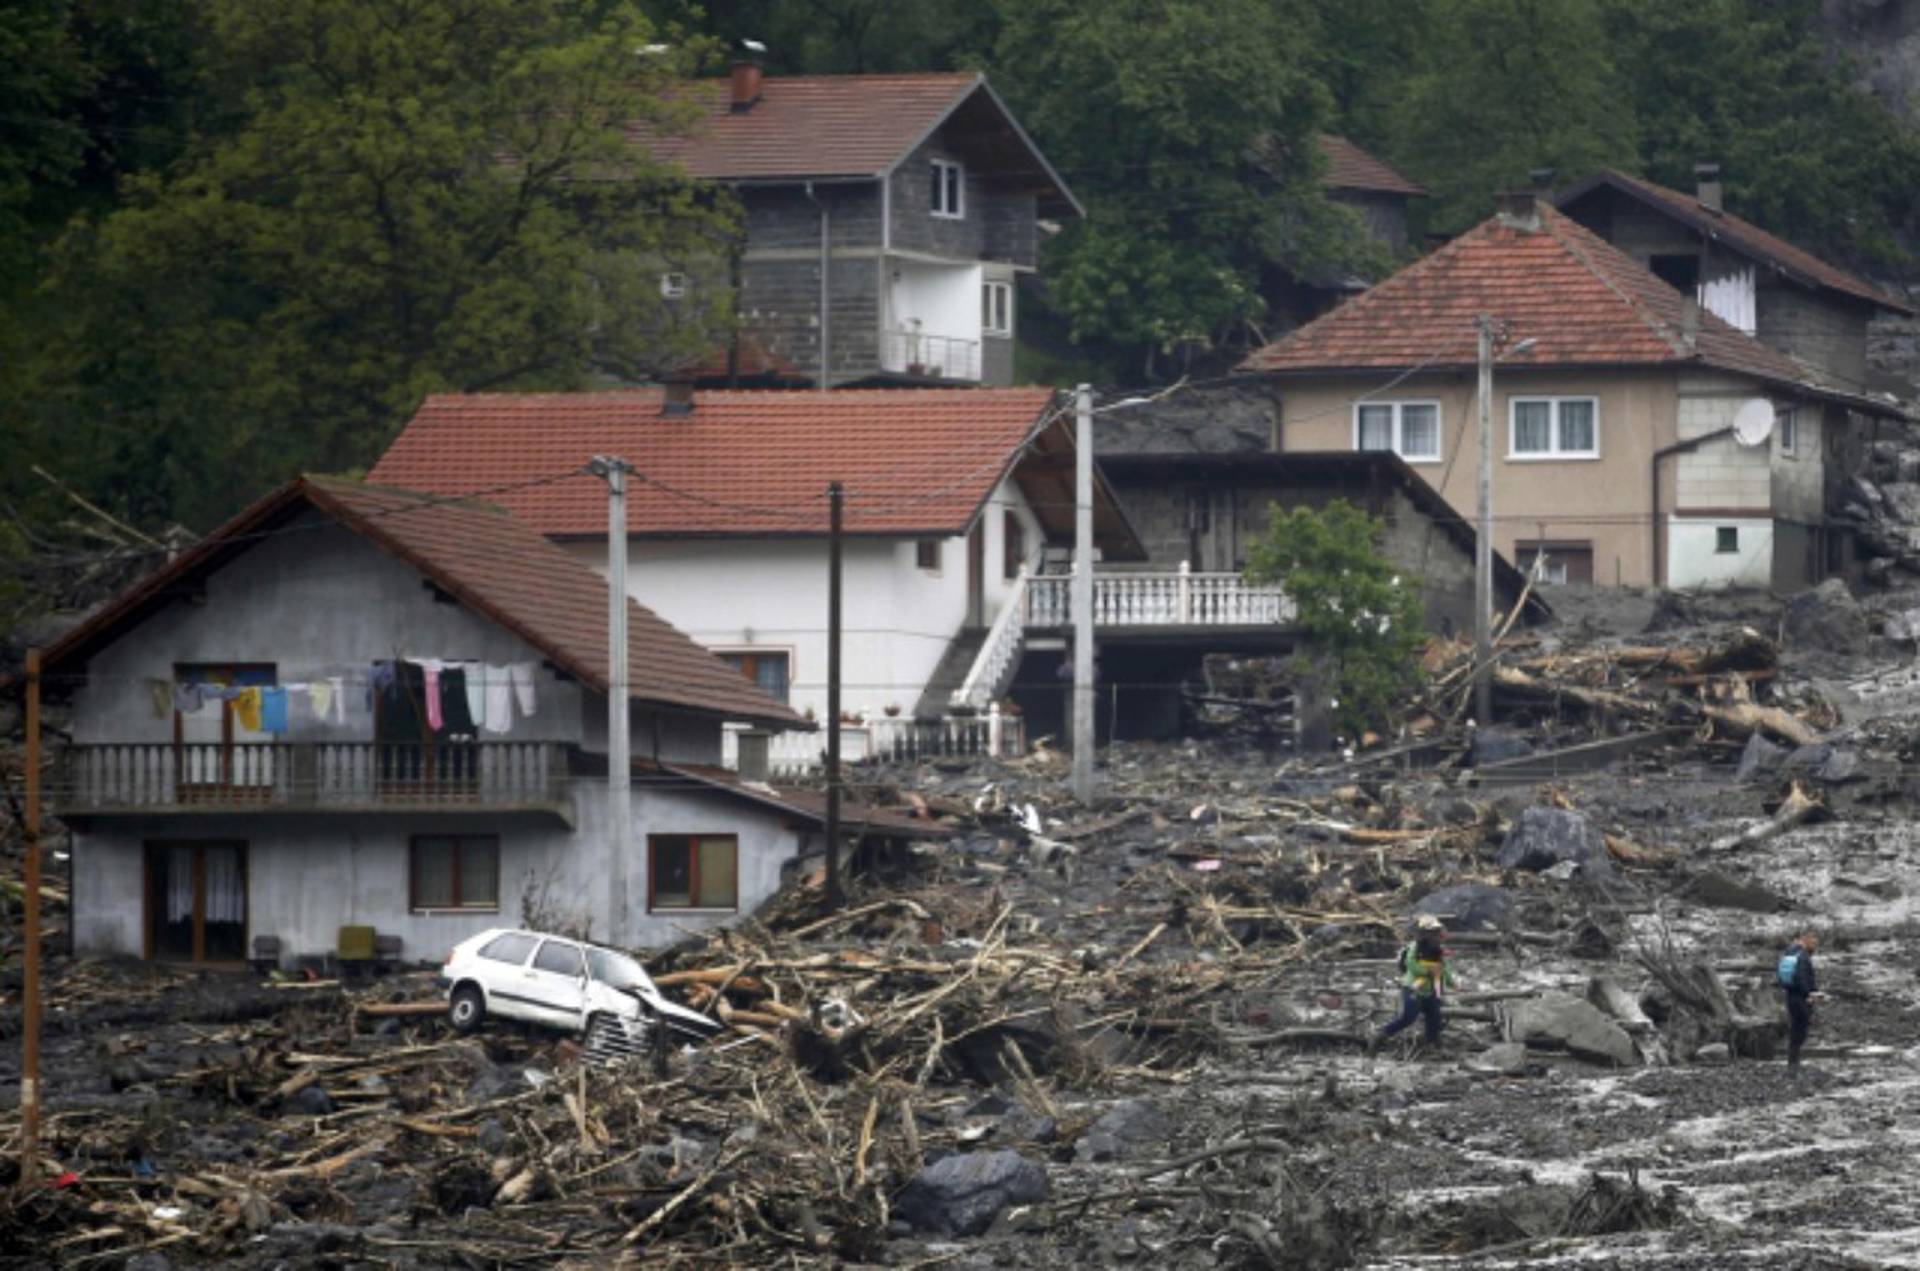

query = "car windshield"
[{"left": 587, "top": 947, "right": 652, "bottom": 991}]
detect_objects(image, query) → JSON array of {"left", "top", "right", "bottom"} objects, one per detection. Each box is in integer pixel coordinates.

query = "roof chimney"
[
  {"left": 1495, "top": 190, "right": 1541, "bottom": 233},
  {"left": 1527, "top": 167, "right": 1556, "bottom": 198},
  {"left": 730, "top": 58, "right": 763, "bottom": 112},
  {"left": 1694, "top": 163, "right": 1722, "bottom": 213},
  {"left": 661, "top": 379, "right": 695, "bottom": 417}
]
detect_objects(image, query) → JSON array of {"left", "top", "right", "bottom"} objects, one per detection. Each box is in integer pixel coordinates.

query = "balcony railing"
[
  {"left": 879, "top": 329, "right": 981, "bottom": 381},
  {"left": 1026, "top": 565, "right": 1295, "bottom": 628},
  {"left": 53, "top": 741, "right": 570, "bottom": 814}
]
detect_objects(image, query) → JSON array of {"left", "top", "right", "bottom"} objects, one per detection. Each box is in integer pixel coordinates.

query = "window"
[
  {"left": 533, "top": 939, "right": 584, "bottom": 978},
  {"left": 916, "top": 539, "right": 942, "bottom": 572},
  {"left": 1004, "top": 510, "right": 1026, "bottom": 580},
  {"left": 1509, "top": 397, "right": 1599, "bottom": 459},
  {"left": 649, "top": 835, "right": 739, "bottom": 910},
  {"left": 659, "top": 271, "right": 688, "bottom": 300},
  {"left": 1649, "top": 253, "right": 1701, "bottom": 292},
  {"left": 982, "top": 281, "right": 1013, "bottom": 336},
  {"left": 719, "top": 651, "right": 790, "bottom": 705},
  {"left": 930, "top": 158, "right": 964, "bottom": 218},
  {"left": 1778, "top": 408, "right": 1799, "bottom": 456},
  {"left": 411, "top": 835, "right": 499, "bottom": 911},
  {"left": 479, "top": 931, "right": 537, "bottom": 964},
  {"left": 1716, "top": 526, "right": 1740, "bottom": 555},
  {"left": 1353, "top": 401, "right": 1441, "bottom": 462},
  {"left": 1515, "top": 541, "right": 1594, "bottom": 586}
]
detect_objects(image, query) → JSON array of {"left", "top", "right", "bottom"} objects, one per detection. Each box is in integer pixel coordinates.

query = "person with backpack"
[
  {"left": 1372, "top": 914, "right": 1456, "bottom": 1053},
  {"left": 1778, "top": 929, "right": 1823, "bottom": 1074}
]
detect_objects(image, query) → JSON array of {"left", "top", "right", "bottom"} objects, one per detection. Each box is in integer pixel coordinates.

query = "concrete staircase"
[{"left": 913, "top": 628, "right": 988, "bottom": 719}]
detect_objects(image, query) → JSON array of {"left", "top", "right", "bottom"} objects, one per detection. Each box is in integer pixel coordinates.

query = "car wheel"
[{"left": 448, "top": 984, "right": 485, "bottom": 1034}]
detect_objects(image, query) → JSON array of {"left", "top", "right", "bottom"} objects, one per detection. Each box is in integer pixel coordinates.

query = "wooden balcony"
[{"left": 52, "top": 741, "right": 573, "bottom": 821}]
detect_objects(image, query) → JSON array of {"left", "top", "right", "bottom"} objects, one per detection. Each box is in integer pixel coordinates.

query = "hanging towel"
[
  {"left": 509, "top": 662, "right": 538, "bottom": 717},
  {"left": 462, "top": 663, "right": 487, "bottom": 730},
  {"left": 173, "top": 682, "right": 205, "bottom": 714},
  {"left": 147, "top": 679, "right": 173, "bottom": 719},
  {"left": 484, "top": 664, "right": 515, "bottom": 734},
  {"left": 327, "top": 676, "right": 346, "bottom": 722},
  {"left": 233, "top": 687, "right": 264, "bottom": 732},
  {"left": 309, "top": 680, "right": 334, "bottom": 723},
  {"left": 260, "top": 687, "right": 289, "bottom": 734},
  {"left": 424, "top": 664, "right": 444, "bottom": 732}
]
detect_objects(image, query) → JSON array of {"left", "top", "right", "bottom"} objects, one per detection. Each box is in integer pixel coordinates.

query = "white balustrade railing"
[
  {"left": 1026, "top": 563, "right": 1294, "bottom": 629},
  {"left": 951, "top": 568, "right": 1032, "bottom": 710},
  {"left": 728, "top": 712, "right": 1025, "bottom": 777}
]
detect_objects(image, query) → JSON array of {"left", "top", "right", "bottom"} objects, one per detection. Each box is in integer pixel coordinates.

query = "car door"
[
  {"left": 523, "top": 937, "right": 588, "bottom": 1028},
  {"left": 471, "top": 930, "right": 541, "bottom": 1023}
]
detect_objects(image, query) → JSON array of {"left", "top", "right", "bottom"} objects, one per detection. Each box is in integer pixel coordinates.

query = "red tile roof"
[
  {"left": 42, "top": 477, "right": 803, "bottom": 728},
  {"left": 1237, "top": 201, "right": 1814, "bottom": 389},
  {"left": 369, "top": 387, "right": 1043, "bottom": 536},
  {"left": 641, "top": 761, "right": 946, "bottom": 838},
  {"left": 1318, "top": 135, "right": 1425, "bottom": 197},
  {"left": 1557, "top": 170, "right": 1913, "bottom": 317}
]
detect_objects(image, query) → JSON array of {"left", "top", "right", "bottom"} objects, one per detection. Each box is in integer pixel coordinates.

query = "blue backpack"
[{"left": 1776, "top": 948, "right": 1801, "bottom": 989}]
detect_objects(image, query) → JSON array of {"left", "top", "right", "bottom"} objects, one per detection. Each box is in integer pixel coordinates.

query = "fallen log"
[
  {"left": 1708, "top": 783, "right": 1825, "bottom": 852},
  {"left": 1700, "top": 702, "right": 1819, "bottom": 747}
]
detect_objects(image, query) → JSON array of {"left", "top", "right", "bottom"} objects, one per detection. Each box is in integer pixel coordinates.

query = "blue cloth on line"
[{"left": 260, "top": 687, "right": 289, "bottom": 734}]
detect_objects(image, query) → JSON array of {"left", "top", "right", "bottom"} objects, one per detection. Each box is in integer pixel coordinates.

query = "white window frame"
[
  {"left": 1508, "top": 396, "right": 1600, "bottom": 461},
  {"left": 659, "top": 271, "right": 688, "bottom": 300},
  {"left": 1777, "top": 407, "right": 1799, "bottom": 457},
  {"left": 930, "top": 158, "right": 964, "bottom": 219},
  {"left": 982, "top": 281, "right": 1013, "bottom": 337},
  {"left": 1351, "top": 400, "right": 1442, "bottom": 464}
]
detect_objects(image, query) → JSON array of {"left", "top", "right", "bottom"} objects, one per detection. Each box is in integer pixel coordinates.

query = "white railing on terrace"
[
  {"left": 1026, "top": 562, "right": 1295, "bottom": 628},
  {"left": 879, "top": 329, "right": 981, "bottom": 381},
  {"left": 951, "top": 570, "right": 1031, "bottom": 710},
  {"left": 726, "top": 712, "right": 1025, "bottom": 777}
]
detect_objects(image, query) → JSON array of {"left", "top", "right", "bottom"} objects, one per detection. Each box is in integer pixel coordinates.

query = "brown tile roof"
[
  {"left": 642, "top": 761, "right": 946, "bottom": 838},
  {"left": 1556, "top": 170, "right": 1913, "bottom": 316},
  {"left": 42, "top": 477, "right": 803, "bottom": 728},
  {"left": 367, "top": 388, "right": 1146, "bottom": 557},
  {"left": 1236, "top": 201, "right": 1815, "bottom": 390},
  {"left": 1318, "top": 135, "right": 1425, "bottom": 197},
  {"left": 636, "top": 72, "right": 1080, "bottom": 215}
]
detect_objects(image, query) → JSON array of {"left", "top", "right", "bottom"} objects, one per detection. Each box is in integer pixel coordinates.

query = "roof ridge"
[{"left": 1538, "top": 208, "right": 1691, "bottom": 361}]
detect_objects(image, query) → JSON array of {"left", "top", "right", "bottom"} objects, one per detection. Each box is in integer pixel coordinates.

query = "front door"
[{"left": 146, "top": 841, "right": 248, "bottom": 962}]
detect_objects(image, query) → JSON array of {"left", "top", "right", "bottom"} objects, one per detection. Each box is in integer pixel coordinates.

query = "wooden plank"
[{"left": 1472, "top": 727, "right": 1688, "bottom": 785}]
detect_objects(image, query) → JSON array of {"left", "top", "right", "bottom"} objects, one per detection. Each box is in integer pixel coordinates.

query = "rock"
[
  {"left": 1074, "top": 1098, "right": 1168, "bottom": 1163},
  {"left": 895, "top": 1149, "right": 1050, "bottom": 1236},
  {"left": 1464, "top": 1042, "right": 1530, "bottom": 1077},
  {"left": 1786, "top": 742, "right": 1864, "bottom": 784},
  {"left": 1497, "top": 807, "right": 1612, "bottom": 876},
  {"left": 1471, "top": 729, "right": 1533, "bottom": 767},
  {"left": 1781, "top": 578, "right": 1870, "bottom": 656},
  {"left": 1682, "top": 870, "right": 1789, "bottom": 913},
  {"left": 997, "top": 1106, "right": 1058, "bottom": 1145},
  {"left": 1694, "top": 1043, "right": 1732, "bottom": 1065},
  {"left": 1735, "top": 733, "right": 1785, "bottom": 783},
  {"left": 282, "top": 1084, "right": 335, "bottom": 1117},
  {"left": 1506, "top": 993, "right": 1637, "bottom": 1067},
  {"left": 1412, "top": 884, "right": 1512, "bottom": 932},
  {"left": 1886, "top": 607, "right": 1920, "bottom": 643}
]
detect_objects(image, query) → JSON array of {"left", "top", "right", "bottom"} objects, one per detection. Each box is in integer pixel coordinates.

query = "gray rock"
[
  {"left": 1694, "top": 1043, "right": 1732, "bottom": 1065},
  {"left": 895, "top": 1149, "right": 1051, "bottom": 1236},
  {"left": 1782, "top": 578, "right": 1870, "bottom": 656},
  {"left": 1472, "top": 729, "right": 1534, "bottom": 767},
  {"left": 1735, "top": 733, "right": 1785, "bottom": 783},
  {"left": 1497, "top": 807, "right": 1612, "bottom": 876},
  {"left": 1886, "top": 607, "right": 1920, "bottom": 643},
  {"left": 282, "top": 1084, "right": 335, "bottom": 1117},
  {"left": 997, "top": 1105, "right": 1058, "bottom": 1145},
  {"left": 1506, "top": 993, "right": 1637, "bottom": 1067},
  {"left": 1074, "top": 1099, "right": 1169, "bottom": 1163},
  {"left": 1786, "top": 742, "right": 1864, "bottom": 784},
  {"left": 1464, "top": 1042, "right": 1530, "bottom": 1077},
  {"left": 1413, "top": 884, "right": 1512, "bottom": 932}
]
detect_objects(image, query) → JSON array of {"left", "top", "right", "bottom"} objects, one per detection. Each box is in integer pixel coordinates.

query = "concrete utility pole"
[
  {"left": 1474, "top": 318, "right": 1496, "bottom": 729},
  {"left": 20, "top": 647, "right": 42, "bottom": 1187},
  {"left": 591, "top": 456, "right": 634, "bottom": 946},
  {"left": 1072, "top": 385, "right": 1095, "bottom": 803},
  {"left": 824, "top": 481, "right": 845, "bottom": 906}
]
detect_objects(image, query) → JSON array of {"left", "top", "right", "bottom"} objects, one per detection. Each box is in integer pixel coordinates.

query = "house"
[
  {"left": 639, "top": 62, "right": 1080, "bottom": 388},
  {"left": 1318, "top": 135, "right": 1425, "bottom": 256},
  {"left": 1237, "top": 195, "right": 1907, "bottom": 590},
  {"left": 1555, "top": 167, "right": 1915, "bottom": 393},
  {"left": 40, "top": 476, "right": 936, "bottom": 967},
  {"left": 368, "top": 387, "right": 1147, "bottom": 753}
]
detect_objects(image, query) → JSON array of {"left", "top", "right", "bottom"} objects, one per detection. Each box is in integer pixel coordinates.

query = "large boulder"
[
  {"left": 895, "top": 1150, "right": 1050, "bottom": 1236},
  {"left": 1781, "top": 578, "right": 1870, "bottom": 657},
  {"left": 1497, "top": 807, "right": 1612, "bottom": 876},
  {"left": 1505, "top": 993, "right": 1636, "bottom": 1067},
  {"left": 1412, "top": 884, "right": 1512, "bottom": 933},
  {"left": 1785, "top": 742, "right": 1864, "bottom": 785}
]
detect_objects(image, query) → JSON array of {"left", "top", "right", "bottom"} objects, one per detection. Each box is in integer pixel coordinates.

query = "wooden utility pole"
[
  {"left": 21, "top": 647, "right": 43, "bottom": 1187},
  {"left": 824, "top": 482, "right": 844, "bottom": 906}
]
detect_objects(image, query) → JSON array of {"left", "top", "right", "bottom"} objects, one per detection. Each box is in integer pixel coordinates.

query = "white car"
[{"left": 440, "top": 928, "right": 722, "bottom": 1058}]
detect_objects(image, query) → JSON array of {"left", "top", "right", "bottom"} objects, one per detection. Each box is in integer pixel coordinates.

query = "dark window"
[
  {"left": 720, "top": 651, "right": 790, "bottom": 705},
  {"left": 1650, "top": 253, "right": 1700, "bottom": 292},
  {"left": 412, "top": 835, "right": 499, "bottom": 911},
  {"left": 533, "top": 939, "right": 584, "bottom": 977},
  {"left": 479, "top": 931, "right": 536, "bottom": 964},
  {"left": 1716, "top": 526, "right": 1739, "bottom": 554},
  {"left": 916, "top": 539, "right": 942, "bottom": 571},
  {"left": 1004, "top": 511, "right": 1026, "bottom": 580},
  {"left": 1515, "top": 541, "right": 1594, "bottom": 586},
  {"left": 649, "top": 835, "right": 739, "bottom": 910}
]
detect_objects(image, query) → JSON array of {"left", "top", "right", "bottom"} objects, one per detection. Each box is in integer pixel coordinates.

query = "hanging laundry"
[
  {"left": 461, "top": 663, "right": 486, "bottom": 731},
  {"left": 233, "top": 686, "right": 264, "bottom": 732},
  {"left": 147, "top": 679, "right": 173, "bottom": 719},
  {"left": 367, "top": 660, "right": 396, "bottom": 712},
  {"left": 424, "top": 664, "right": 445, "bottom": 731},
  {"left": 440, "top": 666, "right": 476, "bottom": 734},
  {"left": 173, "top": 682, "right": 205, "bottom": 714},
  {"left": 309, "top": 680, "right": 334, "bottom": 723},
  {"left": 260, "top": 687, "right": 289, "bottom": 734},
  {"left": 483, "top": 664, "right": 514, "bottom": 734},
  {"left": 327, "top": 676, "right": 346, "bottom": 723},
  {"left": 510, "top": 662, "right": 538, "bottom": 717}
]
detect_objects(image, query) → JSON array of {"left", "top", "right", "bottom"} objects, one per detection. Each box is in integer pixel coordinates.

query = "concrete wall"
[
  {"left": 1674, "top": 376, "right": 1774, "bottom": 513},
  {"left": 1666, "top": 516, "right": 1775, "bottom": 590},
  {"left": 1756, "top": 281, "right": 1872, "bottom": 392}
]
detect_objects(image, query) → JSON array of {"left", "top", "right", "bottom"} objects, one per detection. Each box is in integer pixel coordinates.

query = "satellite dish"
[{"left": 1731, "top": 398, "right": 1775, "bottom": 448}]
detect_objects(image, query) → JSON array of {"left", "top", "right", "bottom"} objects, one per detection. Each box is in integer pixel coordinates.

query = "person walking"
[
  {"left": 1778, "top": 929, "right": 1823, "bottom": 1075},
  {"left": 1373, "top": 914, "right": 1456, "bottom": 1053}
]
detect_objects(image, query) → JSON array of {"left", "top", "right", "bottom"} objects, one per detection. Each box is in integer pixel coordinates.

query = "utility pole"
[
  {"left": 1072, "top": 385, "right": 1095, "bottom": 803},
  {"left": 590, "top": 456, "right": 634, "bottom": 946},
  {"left": 824, "top": 482, "right": 844, "bottom": 906},
  {"left": 21, "top": 647, "right": 42, "bottom": 1187},
  {"left": 1473, "top": 318, "right": 1495, "bottom": 728}
]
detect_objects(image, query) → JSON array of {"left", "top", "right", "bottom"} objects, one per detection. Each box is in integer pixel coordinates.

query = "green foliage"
[
  {"left": 1244, "top": 499, "right": 1426, "bottom": 738},
  {"left": 27, "top": 0, "right": 737, "bottom": 529}
]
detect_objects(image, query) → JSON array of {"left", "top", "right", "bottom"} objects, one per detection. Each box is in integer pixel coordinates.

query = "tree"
[
  {"left": 1244, "top": 499, "right": 1425, "bottom": 740},
  {"left": 29, "top": 0, "right": 736, "bottom": 530}
]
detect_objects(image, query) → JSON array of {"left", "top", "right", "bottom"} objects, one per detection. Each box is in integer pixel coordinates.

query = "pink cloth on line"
[{"left": 425, "top": 666, "right": 444, "bottom": 731}]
